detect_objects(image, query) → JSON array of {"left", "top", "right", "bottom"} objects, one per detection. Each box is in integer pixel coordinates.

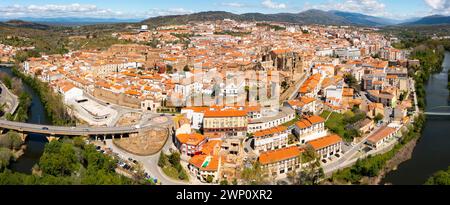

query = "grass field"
[{"left": 320, "top": 110, "right": 353, "bottom": 142}]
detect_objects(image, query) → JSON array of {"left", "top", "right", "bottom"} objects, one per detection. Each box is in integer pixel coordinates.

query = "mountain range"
[
  {"left": 142, "top": 10, "right": 405, "bottom": 27},
  {"left": 403, "top": 15, "right": 450, "bottom": 25},
  {"left": 0, "top": 17, "right": 142, "bottom": 26},
  {"left": 2, "top": 9, "right": 450, "bottom": 28}
]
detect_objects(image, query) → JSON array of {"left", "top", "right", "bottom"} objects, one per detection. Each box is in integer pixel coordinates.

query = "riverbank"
[
  {"left": 369, "top": 137, "right": 418, "bottom": 185},
  {"left": 381, "top": 51, "right": 450, "bottom": 184},
  {"left": 327, "top": 114, "right": 425, "bottom": 185},
  {"left": 0, "top": 65, "right": 50, "bottom": 173},
  {"left": 10, "top": 66, "right": 75, "bottom": 126}
]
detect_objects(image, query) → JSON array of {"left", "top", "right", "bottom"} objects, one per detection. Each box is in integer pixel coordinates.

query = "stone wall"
[{"left": 92, "top": 88, "right": 141, "bottom": 108}]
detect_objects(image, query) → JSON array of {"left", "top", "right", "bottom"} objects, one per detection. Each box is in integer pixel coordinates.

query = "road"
[
  {"left": 279, "top": 71, "right": 310, "bottom": 102},
  {"left": 105, "top": 139, "right": 189, "bottom": 185},
  {"left": 0, "top": 113, "right": 173, "bottom": 136},
  {"left": 82, "top": 92, "right": 141, "bottom": 127},
  {"left": 101, "top": 114, "right": 191, "bottom": 185},
  {"left": 322, "top": 122, "right": 387, "bottom": 175}
]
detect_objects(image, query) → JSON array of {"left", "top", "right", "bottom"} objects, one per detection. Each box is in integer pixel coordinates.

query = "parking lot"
[{"left": 91, "top": 139, "right": 160, "bottom": 184}]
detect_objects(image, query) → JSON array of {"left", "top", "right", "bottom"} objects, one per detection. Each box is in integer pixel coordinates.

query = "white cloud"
[
  {"left": 262, "top": 0, "right": 287, "bottom": 9},
  {"left": 144, "top": 8, "right": 193, "bottom": 17},
  {"left": 304, "top": 0, "right": 387, "bottom": 17},
  {"left": 222, "top": 2, "right": 246, "bottom": 8},
  {"left": 0, "top": 3, "right": 124, "bottom": 18},
  {"left": 424, "top": 0, "right": 450, "bottom": 15},
  {"left": 0, "top": 3, "right": 193, "bottom": 19},
  {"left": 425, "top": 0, "right": 449, "bottom": 10}
]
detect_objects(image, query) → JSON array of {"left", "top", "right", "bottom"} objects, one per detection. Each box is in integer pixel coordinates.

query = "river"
[
  {"left": 381, "top": 51, "right": 450, "bottom": 185},
  {"left": 0, "top": 66, "right": 50, "bottom": 174}
]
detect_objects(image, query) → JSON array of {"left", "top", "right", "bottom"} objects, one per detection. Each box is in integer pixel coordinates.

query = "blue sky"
[{"left": 0, "top": 0, "right": 448, "bottom": 20}]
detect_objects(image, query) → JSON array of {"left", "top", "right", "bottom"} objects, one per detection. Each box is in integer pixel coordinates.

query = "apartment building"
[
  {"left": 203, "top": 109, "right": 248, "bottom": 139},
  {"left": 366, "top": 126, "right": 399, "bottom": 149},
  {"left": 307, "top": 134, "right": 343, "bottom": 160},
  {"left": 253, "top": 125, "right": 289, "bottom": 153},
  {"left": 247, "top": 106, "right": 295, "bottom": 133},
  {"left": 259, "top": 146, "right": 304, "bottom": 179},
  {"left": 293, "top": 115, "right": 327, "bottom": 144},
  {"left": 175, "top": 133, "right": 207, "bottom": 156},
  {"left": 188, "top": 154, "right": 222, "bottom": 183},
  {"left": 286, "top": 96, "right": 317, "bottom": 115}
]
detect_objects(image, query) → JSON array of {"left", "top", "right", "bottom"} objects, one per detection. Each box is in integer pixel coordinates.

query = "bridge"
[
  {"left": 0, "top": 115, "right": 173, "bottom": 141},
  {"left": 424, "top": 106, "right": 450, "bottom": 116},
  {"left": 0, "top": 119, "right": 140, "bottom": 136}
]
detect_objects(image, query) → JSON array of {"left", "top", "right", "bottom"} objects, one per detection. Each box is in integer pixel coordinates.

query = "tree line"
[
  {"left": 329, "top": 114, "right": 426, "bottom": 184},
  {"left": 11, "top": 66, "right": 75, "bottom": 126},
  {"left": 0, "top": 137, "right": 148, "bottom": 185}
]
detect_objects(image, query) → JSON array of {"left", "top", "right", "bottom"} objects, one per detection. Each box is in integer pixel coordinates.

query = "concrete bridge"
[
  {"left": 0, "top": 119, "right": 145, "bottom": 141},
  {"left": 424, "top": 106, "right": 450, "bottom": 116}
]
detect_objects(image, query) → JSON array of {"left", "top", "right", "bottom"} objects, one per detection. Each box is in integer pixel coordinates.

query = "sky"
[{"left": 0, "top": 0, "right": 449, "bottom": 20}]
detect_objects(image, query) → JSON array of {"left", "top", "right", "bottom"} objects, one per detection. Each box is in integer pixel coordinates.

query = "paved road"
[
  {"left": 105, "top": 139, "right": 189, "bottom": 185},
  {"left": 288, "top": 72, "right": 310, "bottom": 100},
  {"left": 322, "top": 123, "right": 387, "bottom": 175},
  {"left": 0, "top": 113, "right": 172, "bottom": 136}
]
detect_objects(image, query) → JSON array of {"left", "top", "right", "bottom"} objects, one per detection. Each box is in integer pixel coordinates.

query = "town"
[{"left": 0, "top": 19, "right": 423, "bottom": 185}]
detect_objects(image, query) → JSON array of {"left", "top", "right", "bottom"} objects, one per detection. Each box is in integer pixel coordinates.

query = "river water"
[
  {"left": 0, "top": 66, "right": 50, "bottom": 174},
  {"left": 381, "top": 52, "right": 450, "bottom": 185}
]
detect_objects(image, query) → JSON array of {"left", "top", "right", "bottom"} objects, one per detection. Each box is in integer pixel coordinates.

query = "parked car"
[{"left": 42, "top": 127, "right": 49, "bottom": 130}]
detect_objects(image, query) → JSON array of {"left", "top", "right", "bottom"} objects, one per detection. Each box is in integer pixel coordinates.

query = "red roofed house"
[
  {"left": 253, "top": 125, "right": 288, "bottom": 153},
  {"left": 286, "top": 96, "right": 317, "bottom": 115},
  {"left": 366, "top": 126, "right": 399, "bottom": 149},
  {"left": 203, "top": 109, "right": 248, "bottom": 139},
  {"left": 259, "top": 146, "right": 304, "bottom": 179},
  {"left": 294, "top": 115, "right": 327, "bottom": 144},
  {"left": 307, "top": 134, "right": 343, "bottom": 160},
  {"left": 175, "top": 133, "right": 207, "bottom": 156},
  {"left": 188, "top": 154, "right": 222, "bottom": 183}
]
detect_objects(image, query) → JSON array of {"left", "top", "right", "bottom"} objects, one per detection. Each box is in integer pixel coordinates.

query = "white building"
[
  {"left": 253, "top": 125, "right": 289, "bottom": 153},
  {"left": 61, "top": 85, "right": 84, "bottom": 103},
  {"left": 308, "top": 134, "right": 343, "bottom": 160},
  {"left": 294, "top": 115, "right": 327, "bottom": 144},
  {"left": 181, "top": 107, "right": 208, "bottom": 130},
  {"left": 247, "top": 106, "right": 295, "bottom": 133}
]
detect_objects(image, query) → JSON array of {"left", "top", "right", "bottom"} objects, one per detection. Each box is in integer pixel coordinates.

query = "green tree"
[
  {"left": 296, "top": 145, "right": 323, "bottom": 185},
  {"left": 183, "top": 65, "right": 190, "bottom": 72},
  {"left": 73, "top": 137, "right": 85, "bottom": 148},
  {"left": 425, "top": 167, "right": 450, "bottom": 185},
  {"left": 241, "top": 162, "right": 267, "bottom": 185},
  {"left": 39, "top": 141, "right": 78, "bottom": 176},
  {"left": 0, "top": 147, "right": 12, "bottom": 171},
  {"left": 220, "top": 179, "right": 229, "bottom": 185},
  {"left": 158, "top": 152, "right": 168, "bottom": 167},
  {"left": 0, "top": 131, "right": 24, "bottom": 150},
  {"left": 374, "top": 114, "right": 384, "bottom": 123},
  {"left": 344, "top": 74, "right": 358, "bottom": 89},
  {"left": 206, "top": 175, "right": 214, "bottom": 183},
  {"left": 169, "top": 152, "right": 181, "bottom": 167},
  {"left": 178, "top": 169, "right": 188, "bottom": 180}
]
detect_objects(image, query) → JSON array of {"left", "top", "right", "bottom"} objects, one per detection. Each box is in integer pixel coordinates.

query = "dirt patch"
[
  {"left": 116, "top": 112, "right": 142, "bottom": 126},
  {"left": 113, "top": 128, "right": 169, "bottom": 156}
]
